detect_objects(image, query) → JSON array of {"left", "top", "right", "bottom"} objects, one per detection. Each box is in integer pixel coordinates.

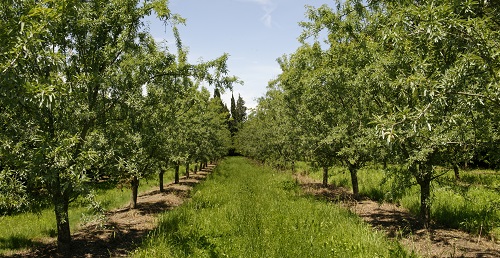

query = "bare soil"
[
  {"left": 295, "top": 174, "right": 500, "bottom": 258},
  {"left": 6, "top": 165, "right": 215, "bottom": 258}
]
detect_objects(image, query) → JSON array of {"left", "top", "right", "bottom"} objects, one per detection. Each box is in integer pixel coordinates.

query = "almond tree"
[
  {"left": 275, "top": 43, "right": 340, "bottom": 186},
  {"left": 296, "top": 2, "right": 384, "bottom": 195},
  {"left": 191, "top": 88, "right": 232, "bottom": 168},
  {"left": 236, "top": 86, "right": 303, "bottom": 171},
  {"left": 0, "top": 0, "right": 172, "bottom": 252},
  {"left": 117, "top": 37, "right": 235, "bottom": 198},
  {"left": 372, "top": 0, "right": 500, "bottom": 228},
  {"left": 107, "top": 41, "right": 157, "bottom": 208}
]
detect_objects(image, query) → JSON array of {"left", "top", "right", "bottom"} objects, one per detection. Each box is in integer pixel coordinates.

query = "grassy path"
[{"left": 134, "top": 157, "right": 412, "bottom": 257}]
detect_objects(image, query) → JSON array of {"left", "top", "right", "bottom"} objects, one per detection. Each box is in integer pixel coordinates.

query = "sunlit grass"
[{"left": 134, "top": 157, "right": 412, "bottom": 257}]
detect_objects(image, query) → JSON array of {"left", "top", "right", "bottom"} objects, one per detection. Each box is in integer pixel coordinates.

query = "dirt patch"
[
  {"left": 296, "top": 174, "right": 500, "bottom": 258},
  {"left": 6, "top": 166, "right": 215, "bottom": 258}
]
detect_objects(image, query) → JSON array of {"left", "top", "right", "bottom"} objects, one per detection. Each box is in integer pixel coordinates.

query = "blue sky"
[{"left": 145, "top": 0, "right": 332, "bottom": 109}]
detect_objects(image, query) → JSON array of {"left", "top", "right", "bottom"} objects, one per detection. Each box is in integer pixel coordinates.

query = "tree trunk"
[
  {"left": 159, "top": 170, "right": 164, "bottom": 192},
  {"left": 174, "top": 163, "right": 180, "bottom": 184},
  {"left": 348, "top": 164, "right": 360, "bottom": 199},
  {"left": 53, "top": 189, "right": 71, "bottom": 254},
  {"left": 130, "top": 176, "right": 139, "bottom": 209},
  {"left": 199, "top": 162, "right": 203, "bottom": 171},
  {"left": 416, "top": 166, "right": 432, "bottom": 229},
  {"left": 322, "top": 166, "right": 328, "bottom": 187},
  {"left": 185, "top": 163, "right": 190, "bottom": 178},
  {"left": 419, "top": 178, "right": 431, "bottom": 229},
  {"left": 194, "top": 164, "right": 198, "bottom": 174},
  {"left": 291, "top": 160, "right": 296, "bottom": 173},
  {"left": 453, "top": 164, "right": 460, "bottom": 181}
]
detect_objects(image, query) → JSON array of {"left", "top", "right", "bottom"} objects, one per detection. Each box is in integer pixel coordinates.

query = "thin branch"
[
  {"left": 431, "top": 169, "right": 450, "bottom": 181},
  {"left": 455, "top": 91, "right": 500, "bottom": 107},
  {"left": 416, "top": 102, "right": 432, "bottom": 121},
  {"left": 148, "top": 70, "right": 191, "bottom": 82}
]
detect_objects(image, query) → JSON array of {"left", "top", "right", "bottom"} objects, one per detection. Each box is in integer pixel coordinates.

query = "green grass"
[
  {"left": 401, "top": 170, "right": 499, "bottom": 240},
  {"left": 302, "top": 162, "right": 500, "bottom": 240},
  {"left": 301, "top": 163, "right": 394, "bottom": 201},
  {"left": 133, "top": 157, "right": 413, "bottom": 258},
  {"left": 0, "top": 170, "right": 176, "bottom": 255}
]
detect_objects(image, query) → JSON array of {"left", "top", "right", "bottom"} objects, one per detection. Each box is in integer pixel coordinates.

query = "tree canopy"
[
  {"left": 236, "top": 0, "right": 500, "bottom": 228},
  {"left": 0, "top": 0, "right": 236, "bottom": 253}
]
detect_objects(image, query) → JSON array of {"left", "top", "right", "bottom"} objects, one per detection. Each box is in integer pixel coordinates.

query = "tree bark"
[
  {"left": 453, "top": 164, "right": 460, "bottom": 181},
  {"left": 194, "top": 164, "right": 198, "bottom": 174},
  {"left": 174, "top": 163, "right": 180, "bottom": 184},
  {"left": 185, "top": 163, "right": 190, "bottom": 178},
  {"left": 159, "top": 170, "right": 164, "bottom": 192},
  {"left": 291, "top": 160, "right": 296, "bottom": 173},
  {"left": 348, "top": 164, "right": 360, "bottom": 199},
  {"left": 419, "top": 178, "right": 431, "bottom": 229},
  {"left": 416, "top": 167, "right": 432, "bottom": 229},
  {"left": 130, "top": 176, "right": 139, "bottom": 209},
  {"left": 322, "top": 166, "right": 328, "bottom": 187},
  {"left": 53, "top": 188, "right": 71, "bottom": 254}
]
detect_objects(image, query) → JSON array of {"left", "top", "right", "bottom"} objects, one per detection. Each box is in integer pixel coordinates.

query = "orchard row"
[
  {"left": 236, "top": 0, "right": 500, "bottom": 229},
  {"left": 0, "top": 0, "right": 237, "bottom": 253}
]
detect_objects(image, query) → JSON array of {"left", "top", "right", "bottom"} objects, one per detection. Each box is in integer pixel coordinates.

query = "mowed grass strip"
[{"left": 134, "top": 157, "right": 413, "bottom": 258}]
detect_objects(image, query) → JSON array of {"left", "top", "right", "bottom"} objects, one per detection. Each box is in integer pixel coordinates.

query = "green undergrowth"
[
  {"left": 134, "top": 157, "right": 413, "bottom": 258},
  {"left": 301, "top": 162, "right": 500, "bottom": 240},
  {"left": 0, "top": 169, "right": 178, "bottom": 255}
]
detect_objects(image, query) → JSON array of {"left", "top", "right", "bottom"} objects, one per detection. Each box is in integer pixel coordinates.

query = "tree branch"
[
  {"left": 455, "top": 91, "right": 500, "bottom": 107},
  {"left": 431, "top": 169, "right": 450, "bottom": 181}
]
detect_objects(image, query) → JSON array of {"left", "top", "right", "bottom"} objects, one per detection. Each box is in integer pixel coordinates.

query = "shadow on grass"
[
  {"left": 154, "top": 205, "right": 219, "bottom": 257},
  {"left": 3, "top": 165, "right": 217, "bottom": 258},
  {"left": 5, "top": 224, "right": 152, "bottom": 258},
  {"left": 178, "top": 180, "right": 200, "bottom": 188},
  {"left": 0, "top": 235, "right": 38, "bottom": 251},
  {"left": 4, "top": 201, "right": 179, "bottom": 257},
  {"left": 298, "top": 179, "right": 500, "bottom": 257},
  {"left": 299, "top": 181, "right": 421, "bottom": 237}
]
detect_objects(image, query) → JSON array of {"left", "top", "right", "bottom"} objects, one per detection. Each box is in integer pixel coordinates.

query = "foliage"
[
  {"left": 235, "top": 88, "right": 302, "bottom": 167},
  {"left": 0, "top": 0, "right": 236, "bottom": 252},
  {"left": 371, "top": 0, "right": 500, "bottom": 227},
  {"left": 238, "top": 0, "right": 500, "bottom": 228},
  {"left": 0, "top": 0, "right": 169, "bottom": 251},
  {"left": 228, "top": 93, "right": 247, "bottom": 137}
]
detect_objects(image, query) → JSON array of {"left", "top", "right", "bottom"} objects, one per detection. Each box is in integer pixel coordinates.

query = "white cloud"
[
  {"left": 238, "top": 0, "right": 277, "bottom": 28},
  {"left": 221, "top": 62, "right": 281, "bottom": 109},
  {"left": 240, "top": 0, "right": 273, "bottom": 6},
  {"left": 260, "top": 5, "right": 276, "bottom": 28}
]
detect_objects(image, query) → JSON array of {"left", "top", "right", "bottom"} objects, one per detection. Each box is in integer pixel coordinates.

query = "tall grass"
[
  {"left": 134, "top": 157, "right": 412, "bottom": 257},
  {"left": 431, "top": 185, "right": 500, "bottom": 236},
  {"left": 302, "top": 162, "right": 500, "bottom": 240},
  {"left": 0, "top": 170, "right": 176, "bottom": 255}
]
